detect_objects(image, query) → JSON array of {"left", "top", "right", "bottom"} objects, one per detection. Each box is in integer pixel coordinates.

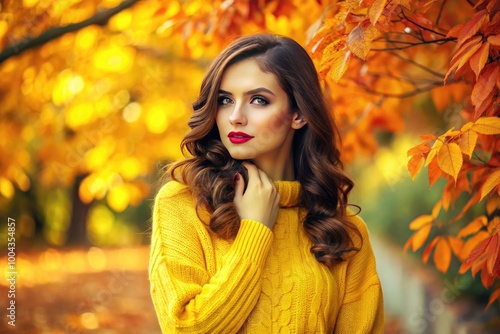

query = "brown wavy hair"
[{"left": 168, "top": 33, "right": 361, "bottom": 266}]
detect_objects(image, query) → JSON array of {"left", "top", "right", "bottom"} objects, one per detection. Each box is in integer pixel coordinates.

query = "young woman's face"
[{"left": 216, "top": 58, "right": 298, "bottom": 165}]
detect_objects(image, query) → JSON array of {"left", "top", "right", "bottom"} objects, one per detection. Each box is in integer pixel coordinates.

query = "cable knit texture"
[{"left": 149, "top": 180, "right": 384, "bottom": 333}]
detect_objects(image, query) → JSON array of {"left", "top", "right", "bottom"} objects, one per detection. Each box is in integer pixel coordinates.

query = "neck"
[{"left": 253, "top": 151, "right": 295, "bottom": 181}]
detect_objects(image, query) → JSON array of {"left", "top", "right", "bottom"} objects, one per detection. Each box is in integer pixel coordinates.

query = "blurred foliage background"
[{"left": 0, "top": 0, "right": 498, "bottom": 332}]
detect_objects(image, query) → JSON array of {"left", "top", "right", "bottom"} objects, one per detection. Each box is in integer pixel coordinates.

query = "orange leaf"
[
  {"left": 457, "top": 129, "right": 478, "bottom": 158},
  {"left": 428, "top": 157, "right": 443, "bottom": 188},
  {"left": 448, "top": 236, "right": 465, "bottom": 259},
  {"left": 347, "top": 23, "right": 380, "bottom": 60},
  {"left": 486, "top": 287, "right": 500, "bottom": 311},
  {"left": 408, "top": 154, "right": 425, "bottom": 180},
  {"left": 403, "top": 236, "right": 413, "bottom": 253},
  {"left": 409, "top": 214, "right": 433, "bottom": 230},
  {"left": 407, "top": 142, "right": 431, "bottom": 157},
  {"left": 474, "top": 89, "right": 495, "bottom": 119},
  {"left": 488, "top": 217, "right": 500, "bottom": 235},
  {"left": 327, "top": 50, "right": 352, "bottom": 83},
  {"left": 452, "top": 192, "right": 481, "bottom": 223},
  {"left": 469, "top": 42, "right": 490, "bottom": 79},
  {"left": 446, "top": 22, "right": 464, "bottom": 38},
  {"left": 437, "top": 143, "right": 463, "bottom": 182},
  {"left": 434, "top": 238, "right": 452, "bottom": 273},
  {"left": 487, "top": 34, "right": 500, "bottom": 46},
  {"left": 465, "top": 236, "right": 491, "bottom": 265},
  {"left": 431, "top": 200, "right": 442, "bottom": 219},
  {"left": 423, "top": 236, "right": 439, "bottom": 264},
  {"left": 486, "top": 233, "right": 499, "bottom": 275},
  {"left": 420, "top": 134, "right": 437, "bottom": 141},
  {"left": 471, "top": 66, "right": 499, "bottom": 107},
  {"left": 472, "top": 255, "right": 486, "bottom": 278},
  {"left": 460, "top": 230, "right": 490, "bottom": 270},
  {"left": 481, "top": 264, "right": 495, "bottom": 288},
  {"left": 430, "top": 85, "right": 453, "bottom": 112},
  {"left": 472, "top": 116, "right": 500, "bottom": 135},
  {"left": 368, "top": 0, "right": 387, "bottom": 26},
  {"left": 457, "top": 10, "right": 489, "bottom": 48},
  {"left": 481, "top": 170, "right": 500, "bottom": 201},
  {"left": 457, "top": 216, "right": 488, "bottom": 238},
  {"left": 456, "top": 42, "right": 483, "bottom": 73},
  {"left": 412, "top": 225, "right": 433, "bottom": 252},
  {"left": 486, "top": 197, "right": 500, "bottom": 215},
  {"left": 445, "top": 36, "right": 482, "bottom": 82},
  {"left": 442, "top": 184, "right": 451, "bottom": 211}
]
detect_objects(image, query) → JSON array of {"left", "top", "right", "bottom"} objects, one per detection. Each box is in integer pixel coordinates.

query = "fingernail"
[{"left": 234, "top": 173, "right": 240, "bottom": 181}]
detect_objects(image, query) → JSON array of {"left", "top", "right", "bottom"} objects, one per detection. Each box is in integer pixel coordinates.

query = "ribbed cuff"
[{"left": 231, "top": 219, "right": 273, "bottom": 266}]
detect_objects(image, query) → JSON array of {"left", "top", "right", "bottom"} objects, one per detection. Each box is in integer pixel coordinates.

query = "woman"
[{"left": 149, "top": 33, "right": 384, "bottom": 333}]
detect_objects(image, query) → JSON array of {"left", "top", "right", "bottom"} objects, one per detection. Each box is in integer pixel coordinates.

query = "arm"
[
  {"left": 334, "top": 215, "right": 384, "bottom": 334},
  {"left": 149, "top": 182, "right": 274, "bottom": 333}
]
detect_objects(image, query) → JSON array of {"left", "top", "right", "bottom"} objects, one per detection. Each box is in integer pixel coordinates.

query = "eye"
[
  {"left": 217, "top": 96, "right": 233, "bottom": 105},
  {"left": 251, "top": 96, "right": 269, "bottom": 106}
]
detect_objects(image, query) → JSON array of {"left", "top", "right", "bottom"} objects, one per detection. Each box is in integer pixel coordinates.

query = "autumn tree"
[{"left": 0, "top": 0, "right": 499, "bottom": 307}]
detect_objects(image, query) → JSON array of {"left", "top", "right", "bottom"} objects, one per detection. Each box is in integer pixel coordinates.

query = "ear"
[{"left": 291, "top": 112, "right": 307, "bottom": 130}]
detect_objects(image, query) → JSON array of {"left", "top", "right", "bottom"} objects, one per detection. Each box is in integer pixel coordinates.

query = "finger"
[
  {"left": 242, "top": 162, "right": 261, "bottom": 184},
  {"left": 233, "top": 173, "right": 245, "bottom": 200}
]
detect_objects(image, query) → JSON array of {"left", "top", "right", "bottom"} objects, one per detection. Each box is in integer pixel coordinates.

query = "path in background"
[{"left": 0, "top": 242, "right": 498, "bottom": 333}]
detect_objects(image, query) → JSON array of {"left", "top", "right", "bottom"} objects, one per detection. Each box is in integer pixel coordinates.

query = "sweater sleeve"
[
  {"left": 334, "top": 214, "right": 384, "bottom": 334},
  {"left": 149, "top": 182, "right": 274, "bottom": 334}
]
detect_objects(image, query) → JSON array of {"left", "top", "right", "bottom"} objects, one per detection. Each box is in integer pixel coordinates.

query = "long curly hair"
[{"left": 168, "top": 33, "right": 361, "bottom": 266}]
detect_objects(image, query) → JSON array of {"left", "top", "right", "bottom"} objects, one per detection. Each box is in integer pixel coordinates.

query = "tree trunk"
[{"left": 66, "top": 174, "right": 91, "bottom": 245}]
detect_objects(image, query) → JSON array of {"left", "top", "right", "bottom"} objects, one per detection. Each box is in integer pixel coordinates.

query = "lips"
[{"left": 228, "top": 131, "right": 254, "bottom": 144}]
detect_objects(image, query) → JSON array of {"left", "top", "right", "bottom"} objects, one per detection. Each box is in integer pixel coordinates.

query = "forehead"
[{"left": 220, "top": 58, "right": 281, "bottom": 91}]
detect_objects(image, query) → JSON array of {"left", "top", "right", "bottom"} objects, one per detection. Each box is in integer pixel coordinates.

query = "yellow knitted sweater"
[{"left": 149, "top": 180, "right": 384, "bottom": 333}]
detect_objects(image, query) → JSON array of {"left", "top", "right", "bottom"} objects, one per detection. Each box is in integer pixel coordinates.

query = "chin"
[{"left": 226, "top": 149, "right": 255, "bottom": 161}]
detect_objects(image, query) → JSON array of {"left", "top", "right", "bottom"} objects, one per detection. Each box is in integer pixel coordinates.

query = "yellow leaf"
[
  {"left": 431, "top": 200, "right": 442, "bottom": 219},
  {"left": 434, "top": 238, "right": 452, "bottom": 273},
  {"left": 425, "top": 139, "right": 443, "bottom": 166},
  {"left": 368, "top": 0, "right": 387, "bottom": 26},
  {"left": 472, "top": 117, "right": 500, "bottom": 135},
  {"left": 460, "top": 121, "right": 474, "bottom": 132},
  {"left": 437, "top": 143, "right": 463, "bottom": 181},
  {"left": 457, "top": 216, "right": 488, "bottom": 238},
  {"left": 327, "top": 50, "right": 352, "bottom": 83},
  {"left": 347, "top": 24, "right": 380, "bottom": 60},
  {"left": 457, "top": 129, "right": 478, "bottom": 158},
  {"left": 412, "top": 225, "right": 432, "bottom": 252},
  {"left": 409, "top": 214, "right": 433, "bottom": 230},
  {"left": 481, "top": 170, "right": 500, "bottom": 201}
]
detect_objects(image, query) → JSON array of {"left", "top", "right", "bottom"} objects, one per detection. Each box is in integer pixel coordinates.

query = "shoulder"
[
  {"left": 155, "top": 180, "right": 194, "bottom": 203},
  {"left": 345, "top": 207, "right": 370, "bottom": 247}
]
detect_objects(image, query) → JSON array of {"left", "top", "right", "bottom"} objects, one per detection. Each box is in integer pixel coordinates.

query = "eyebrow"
[{"left": 218, "top": 87, "right": 276, "bottom": 96}]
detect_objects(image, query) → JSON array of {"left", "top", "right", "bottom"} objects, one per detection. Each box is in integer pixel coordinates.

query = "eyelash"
[
  {"left": 251, "top": 96, "right": 269, "bottom": 105},
  {"left": 217, "top": 96, "right": 270, "bottom": 106}
]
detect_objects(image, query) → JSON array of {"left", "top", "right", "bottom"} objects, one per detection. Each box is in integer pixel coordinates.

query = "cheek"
[{"left": 267, "top": 112, "right": 292, "bottom": 132}]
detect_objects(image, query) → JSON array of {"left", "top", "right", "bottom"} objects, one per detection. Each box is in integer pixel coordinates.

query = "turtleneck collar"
[{"left": 274, "top": 180, "right": 301, "bottom": 208}]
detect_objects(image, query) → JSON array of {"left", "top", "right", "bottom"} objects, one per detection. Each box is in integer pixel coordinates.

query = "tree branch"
[
  {"left": 371, "top": 37, "right": 456, "bottom": 51},
  {"left": 436, "top": 0, "right": 447, "bottom": 27},
  {"left": 351, "top": 79, "right": 460, "bottom": 99},
  {"left": 400, "top": 9, "right": 447, "bottom": 37},
  {"left": 389, "top": 51, "right": 445, "bottom": 79},
  {"left": 0, "top": 0, "right": 139, "bottom": 64}
]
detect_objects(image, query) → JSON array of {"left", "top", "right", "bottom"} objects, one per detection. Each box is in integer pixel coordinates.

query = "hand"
[{"left": 233, "top": 162, "right": 280, "bottom": 230}]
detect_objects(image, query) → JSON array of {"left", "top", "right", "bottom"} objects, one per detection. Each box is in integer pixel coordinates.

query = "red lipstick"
[{"left": 228, "top": 131, "right": 254, "bottom": 144}]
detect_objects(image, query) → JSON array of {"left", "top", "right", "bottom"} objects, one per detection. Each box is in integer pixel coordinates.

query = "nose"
[{"left": 228, "top": 102, "right": 247, "bottom": 125}]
